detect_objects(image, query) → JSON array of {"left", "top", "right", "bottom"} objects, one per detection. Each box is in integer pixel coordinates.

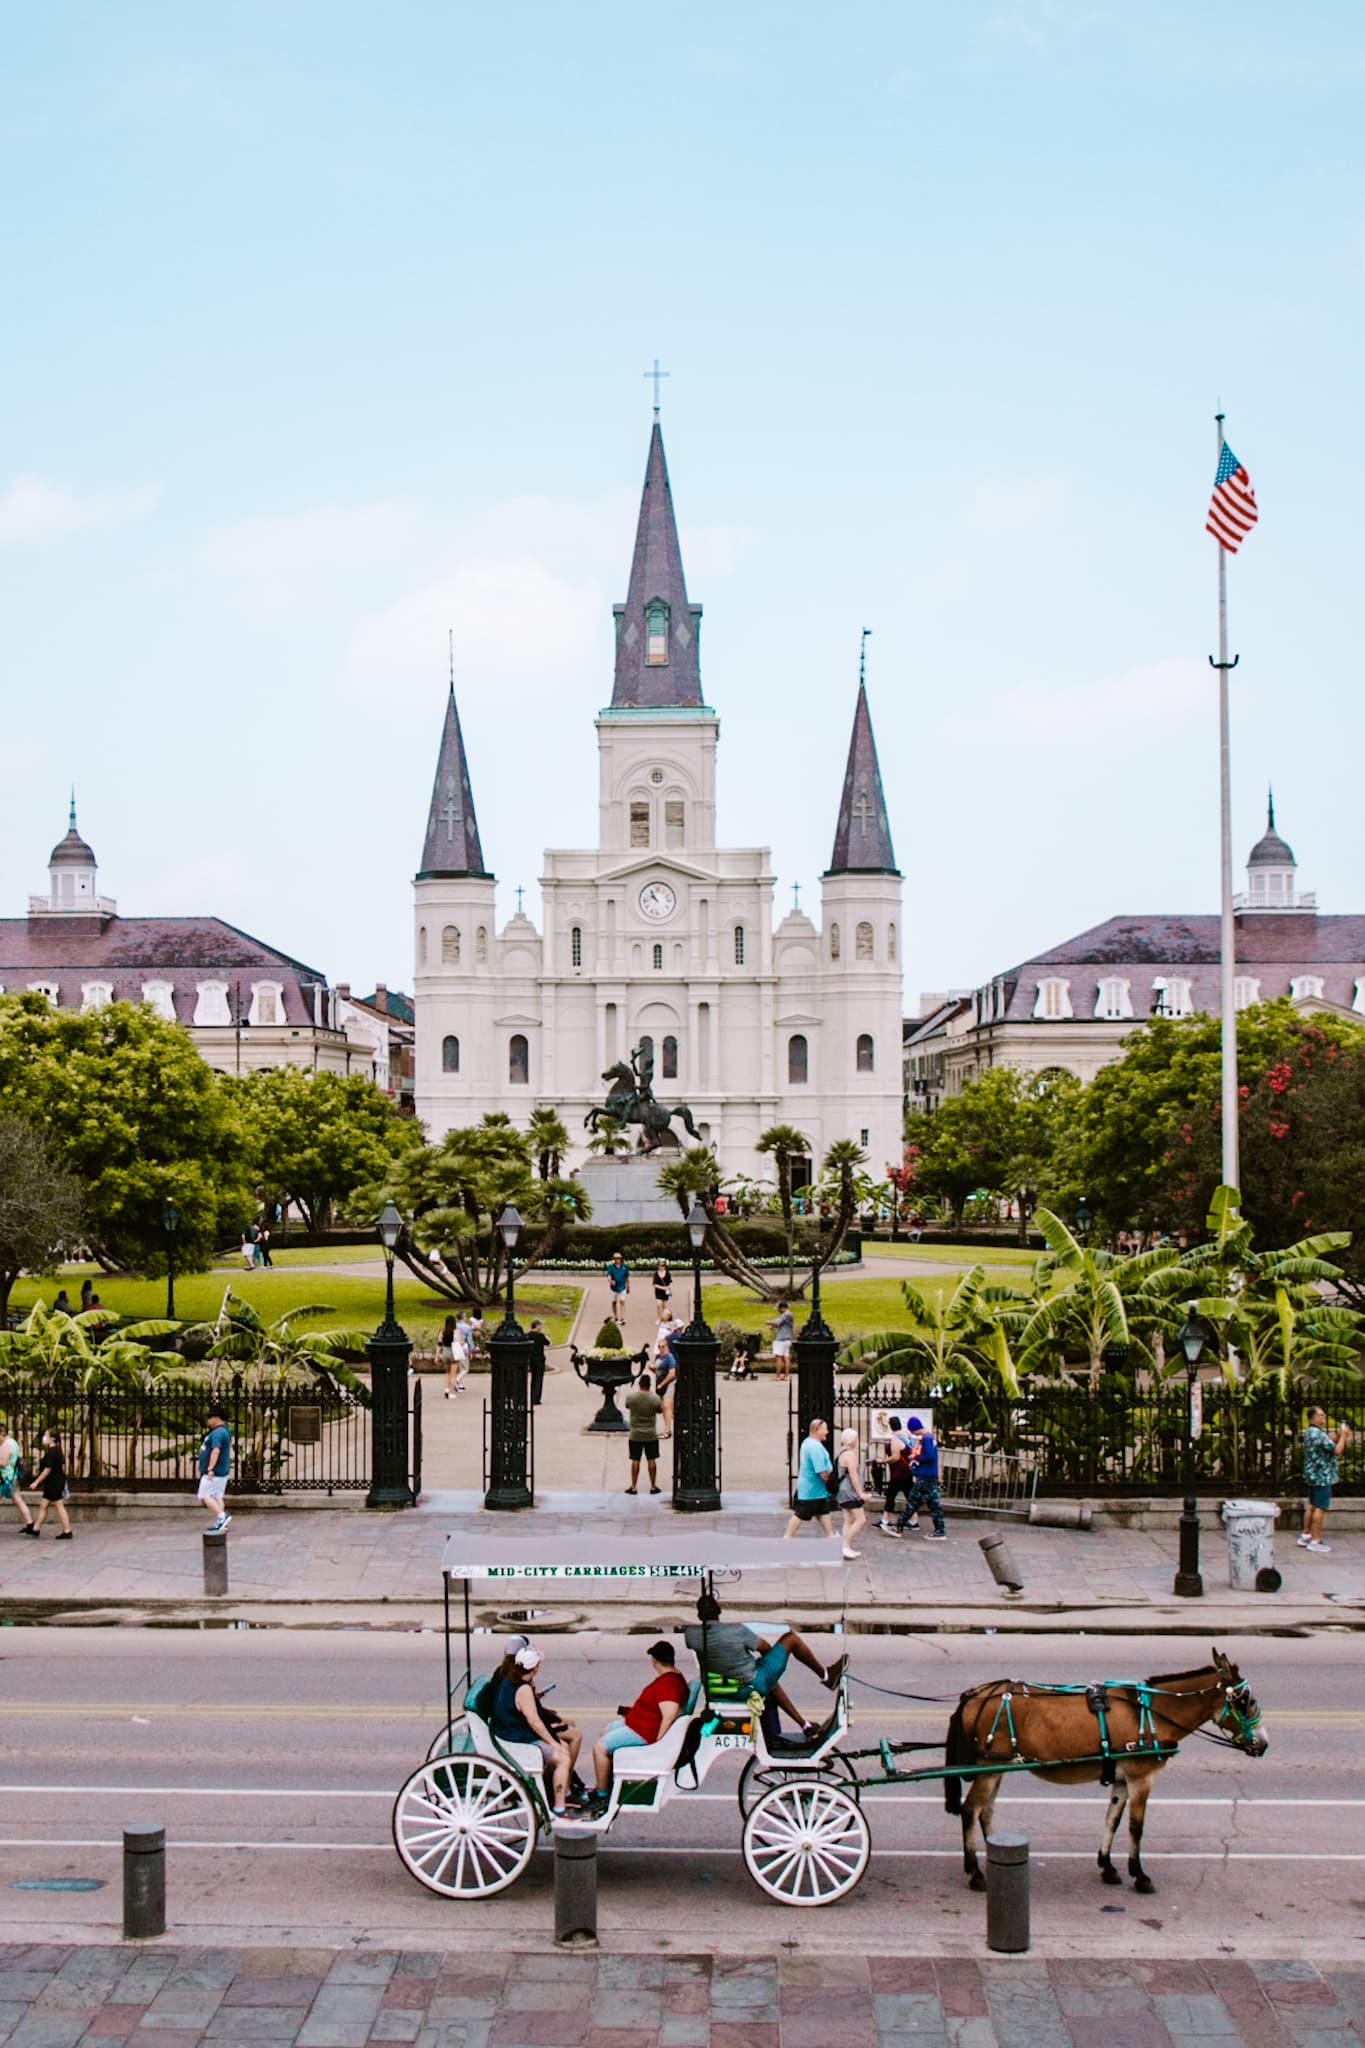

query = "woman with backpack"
[
  {"left": 0, "top": 1426, "right": 35, "bottom": 1532},
  {"left": 834, "top": 1426, "right": 868, "bottom": 1561}
]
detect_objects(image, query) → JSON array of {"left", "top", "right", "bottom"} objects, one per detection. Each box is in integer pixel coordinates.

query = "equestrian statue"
[{"left": 584, "top": 1042, "right": 701, "bottom": 1153}]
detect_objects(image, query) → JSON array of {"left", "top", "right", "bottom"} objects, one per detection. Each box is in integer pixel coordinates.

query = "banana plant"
[
  {"left": 840, "top": 1265, "right": 997, "bottom": 1395},
  {"left": 1019, "top": 1209, "right": 1181, "bottom": 1387}
]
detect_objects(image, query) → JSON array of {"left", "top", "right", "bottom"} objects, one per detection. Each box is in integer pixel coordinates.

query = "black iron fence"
[
  {"left": 0, "top": 1374, "right": 373, "bottom": 1495},
  {"left": 825, "top": 1380, "right": 1365, "bottom": 1497}
]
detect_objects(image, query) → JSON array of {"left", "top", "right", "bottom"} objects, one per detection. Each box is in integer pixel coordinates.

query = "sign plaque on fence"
[{"left": 288, "top": 1405, "right": 322, "bottom": 1446}]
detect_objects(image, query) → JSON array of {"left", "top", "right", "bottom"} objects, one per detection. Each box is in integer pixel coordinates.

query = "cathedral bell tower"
[{"left": 413, "top": 669, "right": 498, "bottom": 1121}]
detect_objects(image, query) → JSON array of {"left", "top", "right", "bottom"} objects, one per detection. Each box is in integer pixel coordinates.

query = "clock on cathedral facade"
[{"left": 412, "top": 422, "right": 904, "bottom": 1180}]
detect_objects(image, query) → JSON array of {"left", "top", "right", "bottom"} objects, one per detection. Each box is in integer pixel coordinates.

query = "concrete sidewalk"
[
  {"left": 0, "top": 1943, "right": 1360, "bottom": 2048},
  {"left": 2, "top": 1488, "right": 1360, "bottom": 1633}
]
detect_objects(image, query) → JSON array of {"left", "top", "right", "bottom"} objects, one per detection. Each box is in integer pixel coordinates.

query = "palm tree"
[
  {"left": 818, "top": 1138, "right": 869, "bottom": 1267},
  {"left": 528, "top": 1107, "right": 570, "bottom": 1181},
  {"left": 756, "top": 1124, "right": 810, "bottom": 1291},
  {"left": 1018, "top": 1209, "right": 1182, "bottom": 1389},
  {"left": 840, "top": 1265, "right": 1020, "bottom": 1399},
  {"left": 586, "top": 1116, "right": 631, "bottom": 1158}
]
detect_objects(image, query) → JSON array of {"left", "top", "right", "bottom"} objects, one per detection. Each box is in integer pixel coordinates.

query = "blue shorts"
[
  {"left": 1307, "top": 1483, "right": 1333, "bottom": 1512},
  {"left": 600, "top": 1721, "right": 647, "bottom": 1755},
  {"left": 752, "top": 1643, "right": 790, "bottom": 1697}
]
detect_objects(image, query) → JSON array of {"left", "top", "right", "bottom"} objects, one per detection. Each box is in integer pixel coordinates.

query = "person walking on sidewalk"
[
  {"left": 1299, "top": 1405, "right": 1352, "bottom": 1553},
  {"left": 197, "top": 1404, "right": 232, "bottom": 1535},
  {"left": 784, "top": 1418, "right": 835, "bottom": 1540},
  {"left": 902, "top": 1415, "right": 946, "bottom": 1540},
  {"left": 527, "top": 1319, "right": 550, "bottom": 1406},
  {"left": 651, "top": 1260, "right": 673, "bottom": 1316},
  {"left": 768, "top": 1302, "right": 794, "bottom": 1382},
  {"left": 23, "top": 1431, "right": 71, "bottom": 1539},
  {"left": 0, "top": 1426, "right": 34, "bottom": 1532},
  {"left": 879, "top": 1437, "right": 915, "bottom": 1536},
  {"left": 834, "top": 1426, "right": 867, "bottom": 1559},
  {"left": 605, "top": 1252, "right": 630, "bottom": 1324},
  {"left": 624, "top": 1372, "right": 664, "bottom": 1494}
]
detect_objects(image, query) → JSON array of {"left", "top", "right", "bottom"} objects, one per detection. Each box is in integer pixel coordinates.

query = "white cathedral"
[{"left": 412, "top": 422, "right": 904, "bottom": 1183}]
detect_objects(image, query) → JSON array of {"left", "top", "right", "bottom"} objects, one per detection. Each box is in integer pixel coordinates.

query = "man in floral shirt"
[{"left": 1299, "top": 1405, "right": 1352, "bottom": 1554}]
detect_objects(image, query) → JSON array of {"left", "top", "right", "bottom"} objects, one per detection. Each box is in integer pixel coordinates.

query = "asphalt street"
[{"left": 0, "top": 1627, "right": 1361, "bottom": 1959}]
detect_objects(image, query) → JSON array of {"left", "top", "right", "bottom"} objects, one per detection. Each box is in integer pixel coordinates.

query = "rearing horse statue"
[{"left": 584, "top": 1057, "right": 701, "bottom": 1153}]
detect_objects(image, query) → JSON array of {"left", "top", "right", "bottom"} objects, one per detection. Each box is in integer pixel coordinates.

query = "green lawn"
[
  {"left": 10, "top": 1268, "right": 581, "bottom": 1351},
  {"left": 211, "top": 1243, "right": 387, "bottom": 1269},
  {"left": 704, "top": 1275, "right": 955, "bottom": 1343},
  {"left": 869, "top": 1241, "right": 1039, "bottom": 1269}
]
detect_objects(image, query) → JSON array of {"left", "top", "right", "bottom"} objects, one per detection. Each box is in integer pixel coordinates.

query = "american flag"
[{"left": 1206, "top": 442, "right": 1259, "bottom": 553}]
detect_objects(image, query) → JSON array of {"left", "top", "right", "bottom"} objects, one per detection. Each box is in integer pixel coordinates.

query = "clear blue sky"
[{"left": 3, "top": 1, "right": 1361, "bottom": 1004}]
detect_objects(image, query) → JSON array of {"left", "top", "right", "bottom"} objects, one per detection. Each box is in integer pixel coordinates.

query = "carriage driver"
[{"left": 683, "top": 1591, "right": 846, "bottom": 1739}]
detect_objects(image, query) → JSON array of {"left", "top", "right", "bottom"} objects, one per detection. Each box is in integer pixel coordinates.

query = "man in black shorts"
[{"left": 624, "top": 1371, "right": 664, "bottom": 1495}]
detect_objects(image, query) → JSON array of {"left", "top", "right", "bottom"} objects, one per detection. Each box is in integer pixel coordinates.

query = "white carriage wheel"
[
  {"left": 393, "top": 1755, "right": 538, "bottom": 1899},
  {"left": 738, "top": 1753, "right": 861, "bottom": 1817},
  {"left": 741, "top": 1779, "right": 870, "bottom": 1907}
]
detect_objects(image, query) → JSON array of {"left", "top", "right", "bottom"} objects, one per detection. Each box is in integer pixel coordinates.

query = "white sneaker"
[
  {"left": 1306, "top": 1538, "right": 1331, "bottom": 1553},
  {"left": 1296, "top": 1533, "right": 1312, "bottom": 1547}
]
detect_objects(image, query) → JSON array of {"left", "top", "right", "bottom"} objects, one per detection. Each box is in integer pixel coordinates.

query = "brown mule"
[{"left": 943, "top": 1647, "right": 1267, "bottom": 1894}]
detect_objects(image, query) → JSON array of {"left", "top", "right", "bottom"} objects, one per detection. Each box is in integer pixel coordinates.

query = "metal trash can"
[{"left": 1221, "top": 1499, "right": 1279, "bottom": 1591}]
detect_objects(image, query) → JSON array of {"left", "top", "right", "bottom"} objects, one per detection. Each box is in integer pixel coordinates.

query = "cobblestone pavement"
[{"left": 0, "top": 1945, "right": 1361, "bottom": 2048}]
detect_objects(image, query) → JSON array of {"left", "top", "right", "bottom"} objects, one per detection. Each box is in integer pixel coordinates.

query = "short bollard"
[
  {"left": 985, "top": 1832, "right": 1029, "bottom": 1954},
  {"left": 123, "top": 1824, "right": 166, "bottom": 1939},
  {"left": 553, "top": 1822, "right": 599, "bottom": 1949},
  {"left": 979, "top": 1532, "right": 1024, "bottom": 1595},
  {"left": 202, "top": 1530, "right": 228, "bottom": 1598}
]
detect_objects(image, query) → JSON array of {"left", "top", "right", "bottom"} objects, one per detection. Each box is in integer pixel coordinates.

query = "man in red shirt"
[{"left": 587, "top": 1642, "right": 690, "bottom": 1809}]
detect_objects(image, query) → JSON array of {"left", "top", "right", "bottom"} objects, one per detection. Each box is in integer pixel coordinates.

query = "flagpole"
[{"left": 1214, "top": 411, "right": 1239, "bottom": 1194}]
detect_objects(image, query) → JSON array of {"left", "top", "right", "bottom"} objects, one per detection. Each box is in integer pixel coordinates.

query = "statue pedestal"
[{"left": 578, "top": 1157, "right": 681, "bottom": 1228}]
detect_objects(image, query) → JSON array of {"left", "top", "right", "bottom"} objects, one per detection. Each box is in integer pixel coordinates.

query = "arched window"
[
  {"left": 856, "top": 1032, "right": 875, "bottom": 1073},
  {"left": 630, "top": 800, "right": 651, "bottom": 848},
  {"left": 570, "top": 926, "right": 582, "bottom": 968},
  {"left": 441, "top": 924, "right": 461, "bottom": 965},
  {"left": 829, "top": 922, "right": 840, "bottom": 961},
  {"left": 646, "top": 600, "right": 668, "bottom": 665},
  {"left": 476, "top": 926, "right": 488, "bottom": 964},
  {"left": 662, "top": 1035, "right": 678, "bottom": 1079},
  {"left": 442, "top": 1034, "right": 460, "bottom": 1074},
  {"left": 1033, "top": 976, "right": 1072, "bottom": 1020},
  {"left": 733, "top": 925, "right": 745, "bottom": 966},
  {"left": 665, "top": 799, "right": 684, "bottom": 847},
  {"left": 788, "top": 1033, "right": 808, "bottom": 1084},
  {"left": 509, "top": 1033, "right": 529, "bottom": 1084},
  {"left": 888, "top": 922, "right": 897, "bottom": 962},
  {"left": 652, "top": 943, "right": 663, "bottom": 970},
  {"left": 638, "top": 1035, "right": 654, "bottom": 1064},
  {"left": 418, "top": 926, "right": 428, "bottom": 965},
  {"left": 855, "top": 921, "right": 874, "bottom": 961}
]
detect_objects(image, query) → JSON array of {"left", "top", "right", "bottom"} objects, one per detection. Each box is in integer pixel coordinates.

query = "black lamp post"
[
  {"left": 1074, "top": 1196, "right": 1093, "bottom": 1244},
  {"left": 366, "top": 1200, "right": 415, "bottom": 1508},
  {"left": 794, "top": 1215, "right": 837, "bottom": 1453},
  {"left": 485, "top": 1204, "right": 533, "bottom": 1511},
  {"left": 1173, "top": 1300, "right": 1208, "bottom": 1597},
  {"left": 672, "top": 1199, "right": 721, "bottom": 1512},
  {"left": 162, "top": 1200, "right": 179, "bottom": 1321}
]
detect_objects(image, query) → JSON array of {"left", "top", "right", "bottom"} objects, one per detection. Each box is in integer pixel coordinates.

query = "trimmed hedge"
[{"left": 535, "top": 1220, "right": 847, "bottom": 1262}]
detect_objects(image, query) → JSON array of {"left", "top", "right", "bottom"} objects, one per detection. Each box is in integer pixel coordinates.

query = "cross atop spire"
[
  {"left": 826, "top": 650, "right": 898, "bottom": 877},
  {"left": 610, "top": 422, "right": 704, "bottom": 710},
  {"left": 643, "top": 357, "right": 670, "bottom": 416},
  {"left": 417, "top": 652, "right": 490, "bottom": 879}
]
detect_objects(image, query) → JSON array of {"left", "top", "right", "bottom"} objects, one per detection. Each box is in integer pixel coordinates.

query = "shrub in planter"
[{"left": 594, "top": 1319, "right": 625, "bottom": 1350}]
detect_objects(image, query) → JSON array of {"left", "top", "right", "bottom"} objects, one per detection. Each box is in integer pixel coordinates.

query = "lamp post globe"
[{"left": 1074, "top": 1196, "right": 1093, "bottom": 1243}]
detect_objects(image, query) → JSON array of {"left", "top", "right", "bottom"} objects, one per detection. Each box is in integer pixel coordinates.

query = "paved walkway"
[
  {"left": 0, "top": 1944, "right": 1360, "bottom": 2047},
  {"left": 2, "top": 1488, "right": 1360, "bottom": 1629}
]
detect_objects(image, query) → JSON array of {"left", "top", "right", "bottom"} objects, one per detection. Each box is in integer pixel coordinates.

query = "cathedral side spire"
[
  {"left": 611, "top": 422, "right": 703, "bottom": 709},
  {"left": 418, "top": 666, "right": 489, "bottom": 879},
  {"left": 826, "top": 673, "right": 898, "bottom": 876}
]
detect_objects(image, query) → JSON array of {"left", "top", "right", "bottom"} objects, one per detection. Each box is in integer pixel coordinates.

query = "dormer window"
[
  {"left": 646, "top": 601, "right": 668, "bottom": 665},
  {"left": 1290, "top": 975, "right": 1324, "bottom": 1001},
  {"left": 1033, "top": 976, "right": 1072, "bottom": 1020},
  {"left": 1234, "top": 976, "right": 1261, "bottom": 1010}
]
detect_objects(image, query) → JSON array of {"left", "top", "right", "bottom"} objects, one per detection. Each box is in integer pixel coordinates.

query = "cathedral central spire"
[{"left": 611, "top": 423, "right": 703, "bottom": 709}]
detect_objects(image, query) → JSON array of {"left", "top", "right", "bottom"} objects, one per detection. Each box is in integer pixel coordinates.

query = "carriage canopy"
[{"left": 440, "top": 1533, "right": 845, "bottom": 1582}]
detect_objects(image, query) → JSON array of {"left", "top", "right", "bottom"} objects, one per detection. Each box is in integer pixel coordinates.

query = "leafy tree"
[
  {"left": 186, "top": 1290, "right": 368, "bottom": 1394},
  {"left": 0, "top": 1116, "right": 84, "bottom": 1323},
  {"left": 841, "top": 1265, "right": 1015, "bottom": 1396},
  {"left": 232, "top": 1066, "right": 413, "bottom": 1233},
  {"left": 356, "top": 1115, "right": 590, "bottom": 1305},
  {"left": 0, "top": 994, "right": 251, "bottom": 1276},
  {"left": 756, "top": 1124, "right": 810, "bottom": 1290},
  {"left": 1177, "top": 1186, "right": 1363, "bottom": 1390},
  {"left": 528, "top": 1107, "right": 571, "bottom": 1180},
  {"left": 903, "top": 1068, "right": 1078, "bottom": 1238},
  {"left": 1017, "top": 1209, "right": 1185, "bottom": 1388},
  {"left": 1067, "top": 1003, "right": 1365, "bottom": 1273}
]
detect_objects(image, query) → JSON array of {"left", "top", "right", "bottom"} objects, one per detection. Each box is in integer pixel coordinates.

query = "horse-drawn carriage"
[{"left": 391, "top": 1532, "right": 1267, "bottom": 1908}]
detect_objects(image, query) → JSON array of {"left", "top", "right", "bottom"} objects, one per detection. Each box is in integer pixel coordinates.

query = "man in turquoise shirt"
[{"left": 783, "top": 1417, "right": 834, "bottom": 1539}]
